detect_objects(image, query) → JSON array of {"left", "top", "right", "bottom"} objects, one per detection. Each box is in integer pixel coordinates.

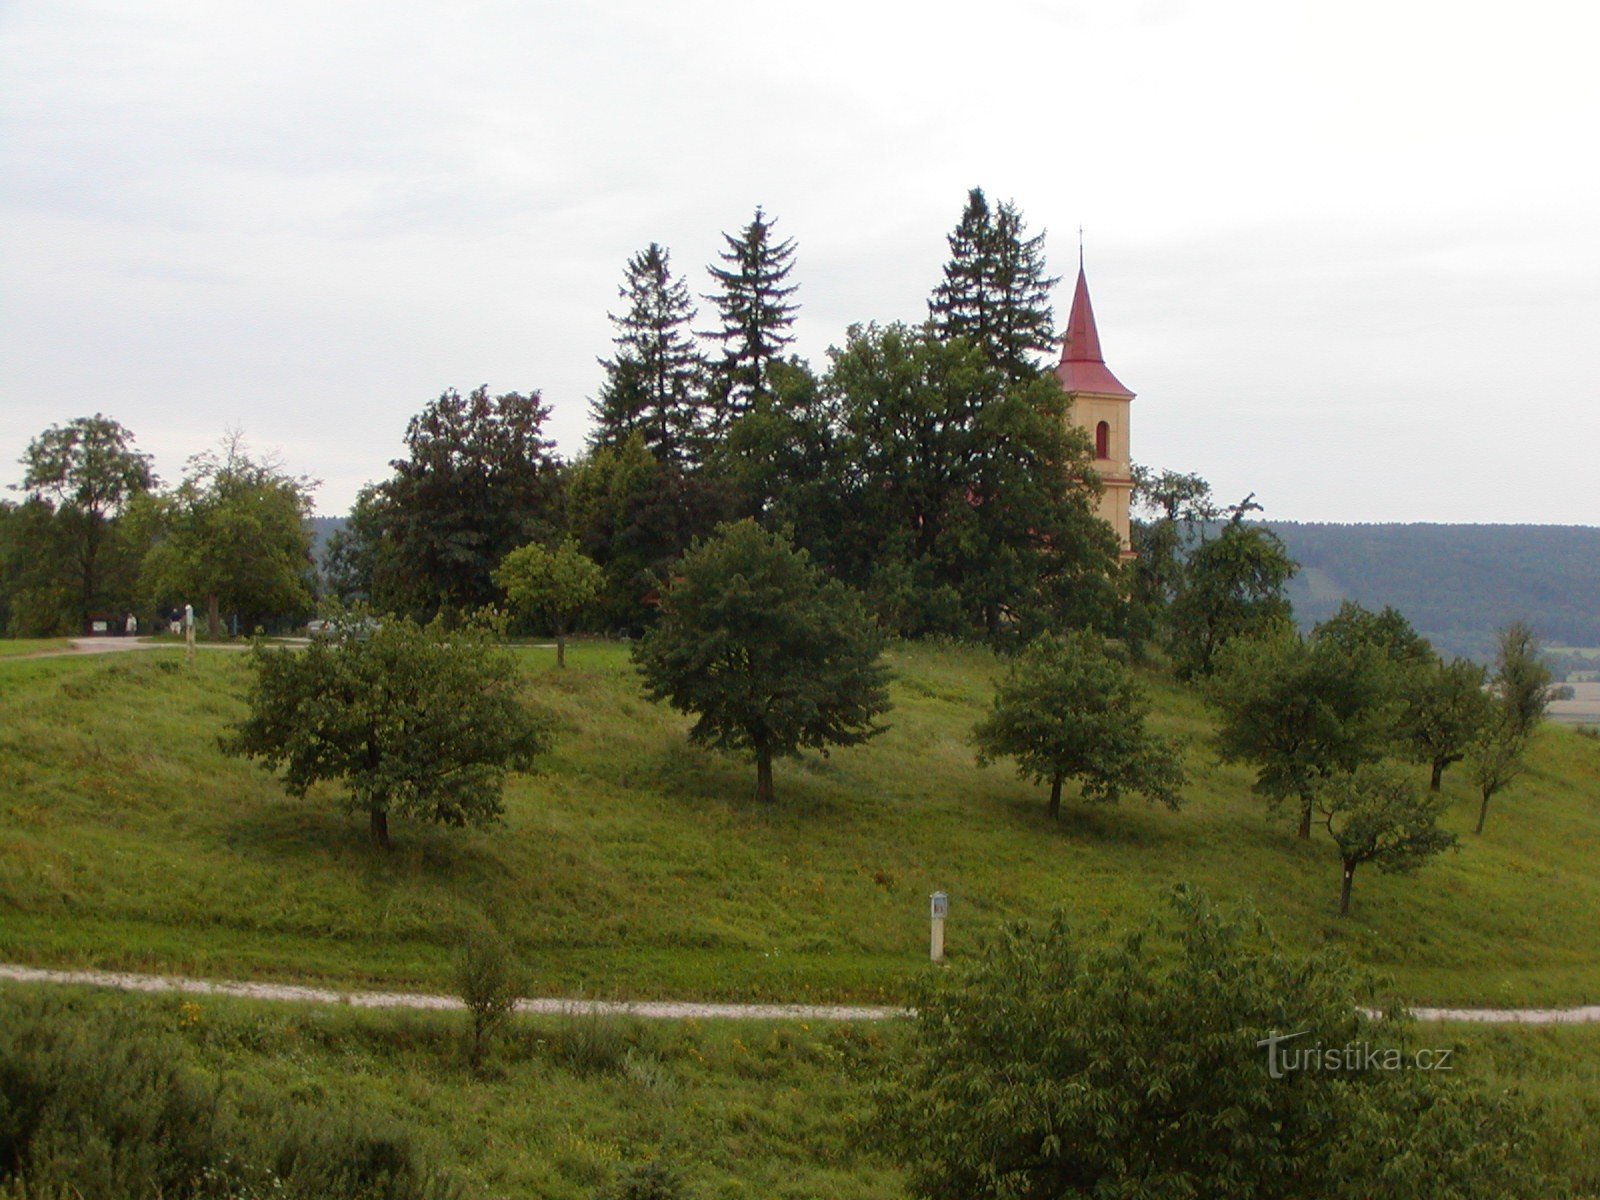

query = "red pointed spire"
[{"left": 1055, "top": 265, "right": 1133, "bottom": 398}]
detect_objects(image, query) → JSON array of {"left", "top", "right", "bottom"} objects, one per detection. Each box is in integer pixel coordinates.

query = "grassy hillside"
[
  {"left": 4, "top": 983, "right": 1597, "bottom": 1200},
  {"left": 1, "top": 641, "right": 1597, "bottom": 1006}
]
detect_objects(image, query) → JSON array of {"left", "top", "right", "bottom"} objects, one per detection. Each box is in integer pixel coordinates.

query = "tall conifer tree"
[
  {"left": 928, "top": 187, "right": 1058, "bottom": 380},
  {"left": 702, "top": 207, "right": 799, "bottom": 427},
  {"left": 591, "top": 243, "right": 706, "bottom": 466}
]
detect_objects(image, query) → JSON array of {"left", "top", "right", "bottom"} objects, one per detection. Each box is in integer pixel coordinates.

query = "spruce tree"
[
  {"left": 591, "top": 243, "right": 706, "bottom": 466},
  {"left": 701, "top": 207, "right": 799, "bottom": 427},
  {"left": 928, "top": 187, "right": 1058, "bottom": 380},
  {"left": 928, "top": 188, "right": 996, "bottom": 352}
]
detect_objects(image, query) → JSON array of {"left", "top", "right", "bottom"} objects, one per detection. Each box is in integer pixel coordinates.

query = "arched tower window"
[{"left": 1095, "top": 421, "right": 1110, "bottom": 459}]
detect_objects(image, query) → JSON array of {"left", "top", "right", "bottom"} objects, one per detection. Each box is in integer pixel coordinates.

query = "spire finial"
[{"left": 1078, "top": 225, "right": 1084, "bottom": 270}]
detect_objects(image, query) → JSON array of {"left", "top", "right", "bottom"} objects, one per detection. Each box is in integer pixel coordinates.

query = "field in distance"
[{"left": 0, "top": 640, "right": 1596, "bottom": 1007}]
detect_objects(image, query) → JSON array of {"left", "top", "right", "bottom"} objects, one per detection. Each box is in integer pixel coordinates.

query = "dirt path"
[
  {"left": 0, "top": 964, "right": 903, "bottom": 1021},
  {"left": 1, "top": 637, "right": 267, "bottom": 661},
  {"left": 3, "top": 963, "right": 1595, "bottom": 1024}
]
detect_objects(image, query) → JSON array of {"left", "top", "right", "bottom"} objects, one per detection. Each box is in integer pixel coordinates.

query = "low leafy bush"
[{"left": 0, "top": 992, "right": 457, "bottom": 1199}]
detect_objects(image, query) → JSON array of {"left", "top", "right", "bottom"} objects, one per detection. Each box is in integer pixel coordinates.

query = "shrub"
[
  {"left": 454, "top": 926, "right": 523, "bottom": 1071},
  {"left": 883, "top": 884, "right": 1548, "bottom": 1200},
  {"left": 0, "top": 992, "right": 456, "bottom": 1199}
]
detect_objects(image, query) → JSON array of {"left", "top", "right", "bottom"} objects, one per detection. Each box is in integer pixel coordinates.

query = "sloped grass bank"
[
  {"left": 0, "top": 642, "right": 1597, "bottom": 1006},
  {"left": 3, "top": 984, "right": 1597, "bottom": 1200}
]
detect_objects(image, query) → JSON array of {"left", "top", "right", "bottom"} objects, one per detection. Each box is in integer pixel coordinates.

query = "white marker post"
[{"left": 929, "top": 891, "right": 948, "bottom": 963}]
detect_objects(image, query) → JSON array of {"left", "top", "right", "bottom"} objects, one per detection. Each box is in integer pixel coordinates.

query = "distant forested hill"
[
  {"left": 308, "top": 515, "right": 346, "bottom": 560},
  {"left": 1270, "top": 523, "right": 1600, "bottom": 659}
]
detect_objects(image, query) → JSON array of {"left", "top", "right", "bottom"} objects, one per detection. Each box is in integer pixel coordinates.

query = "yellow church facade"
[{"left": 1054, "top": 265, "right": 1136, "bottom": 560}]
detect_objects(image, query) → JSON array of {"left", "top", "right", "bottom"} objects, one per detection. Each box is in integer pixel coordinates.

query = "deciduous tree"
[
  {"left": 494, "top": 538, "right": 604, "bottom": 668},
  {"left": 1169, "top": 506, "right": 1297, "bottom": 678},
  {"left": 223, "top": 611, "right": 550, "bottom": 847},
  {"left": 14, "top": 414, "right": 154, "bottom": 629},
  {"left": 370, "top": 386, "right": 562, "bottom": 617},
  {"left": 1491, "top": 620, "right": 1553, "bottom": 742},
  {"left": 1315, "top": 763, "right": 1456, "bottom": 917},
  {"left": 884, "top": 885, "right": 1542, "bottom": 1200},
  {"left": 1407, "top": 657, "right": 1493, "bottom": 791},
  {"left": 1208, "top": 625, "right": 1399, "bottom": 838},
  {"left": 1469, "top": 716, "right": 1525, "bottom": 836},
  {"left": 974, "top": 630, "right": 1184, "bottom": 819},
  {"left": 822, "top": 323, "right": 1117, "bottom": 642},
  {"left": 633, "top": 520, "right": 890, "bottom": 804},
  {"left": 140, "top": 433, "right": 315, "bottom": 637}
]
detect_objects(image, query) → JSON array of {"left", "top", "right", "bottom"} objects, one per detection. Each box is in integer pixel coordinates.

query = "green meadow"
[
  {"left": 3, "top": 983, "right": 1597, "bottom": 1200},
  {"left": 1, "top": 639, "right": 1597, "bottom": 1008}
]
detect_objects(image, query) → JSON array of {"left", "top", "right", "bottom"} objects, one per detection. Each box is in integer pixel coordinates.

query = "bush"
[
  {"left": 454, "top": 926, "right": 523, "bottom": 1070},
  {"left": 0, "top": 992, "right": 457, "bottom": 1199},
  {"left": 883, "top": 885, "right": 1548, "bottom": 1200}
]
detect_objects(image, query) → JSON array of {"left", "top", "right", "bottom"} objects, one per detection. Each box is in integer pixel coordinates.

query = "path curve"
[{"left": 3, "top": 963, "right": 1596, "bottom": 1024}]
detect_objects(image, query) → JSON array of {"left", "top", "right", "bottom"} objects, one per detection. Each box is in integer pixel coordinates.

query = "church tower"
[{"left": 1054, "top": 261, "right": 1135, "bottom": 559}]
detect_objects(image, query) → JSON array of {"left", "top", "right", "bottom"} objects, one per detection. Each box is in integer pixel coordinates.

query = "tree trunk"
[
  {"left": 79, "top": 517, "right": 102, "bottom": 630},
  {"left": 1475, "top": 791, "right": 1490, "bottom": 835},
  {"left": 1048, "top": 772, "right": 1063, "bottom": 821},
  {"left": 555, "top": 617, "right": 566, "bottom": 669},
  {"left": 369, "top": 807, "right": 390, "bottom": 849},
  {"left": 1430, "top": 760, "right": 1444, "bottom": 792},
  {"left": 755, "top": 746, "right": 775, "bottom": 804},
  {"left": 206, "top": 593, "right": 220, "bottom": 640},
  {"left": 1297, "top": 796, "right": 1312, "bottom": 840},
  {"left": 1338, "top": 863, "right": 1355, "bottom": 917}
]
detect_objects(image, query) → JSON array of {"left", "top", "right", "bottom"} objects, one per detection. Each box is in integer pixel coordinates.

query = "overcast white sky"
[{"left": 3, "top": 0, "right": 1596, "bottom": 524}]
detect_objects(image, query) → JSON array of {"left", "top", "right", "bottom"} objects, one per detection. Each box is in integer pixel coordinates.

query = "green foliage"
[
  {"left": 973, "top": 630, "right": 1185, "bottom": 818},
  {"left": 927, "top": 187, "right": 1057, "bottom": 380},
  {"left": 821, "top": 323, "right": 1119, "bottom": 642},
  {"left": 1493, "top": 620, "right": 1553, "bottom": 741},
  {"left": 454, "top": 926, "right": 523, "bottom": 1071},
  {"left": 701, "top": 206, "right": 799, "bottom": 424},
  {"left": 633, "top": 520, "right": 891, "bottom": 803},
  {"left": 591, "top": 243, "right": 708, "bottom": 467},
  {"left": 1407, "top": 656, "right": 1494, "bottom": 791},
  {"left": 221, "top": 612, "right": 551, "bottom": 846},
  {"left": 1169, "top": 515, "right": 1297, "bottom": 678},
  {"left": 494, "top": 538, "right": 604, "bottom": 667},
  {"left": 9, "top": 414, "right": 154, "bottom": 630},
  {"left": 563, "top": 436, "right": 707, "bottom": 632},
  {"left": 1313, "top": 599, "right": 1435, "bottom": 669},
  {"left": 1208, "top": 624, "right": 1400, "bottom": 837},
  {"left": 138, "top": 433, "right": 315, "bottom": 638},
  {"left": 1468, "top": 623, "right": 1555, "bottom": 835},
  {"left": 884, "top": 885, "right": 1547, "bottom": 1200},
  {"left": 1316, "top": 762, "right": 1457, "bottom": 916},
  {"left": 1126, "top": 465, "right": 1220, "bottom": 653},
  {"left": 0, "top": 991, "right": 455, "bottom": 1199},
  {"left": 602, "top": 1158, "right": 686, "bottom": 1200},
  {"left": 0, "top": 499, "right": 77, "bottom": 636},
  {"left": 1313, "top": 601, "right": 1492, "bottom": 791},
  {"left": 360, "top": 386, "right": 562, "bottom": 618}
]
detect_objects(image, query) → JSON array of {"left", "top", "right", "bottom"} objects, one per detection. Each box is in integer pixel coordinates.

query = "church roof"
[{"left": 1054, "top": 265, "right": 1134, "bottom": 398}]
